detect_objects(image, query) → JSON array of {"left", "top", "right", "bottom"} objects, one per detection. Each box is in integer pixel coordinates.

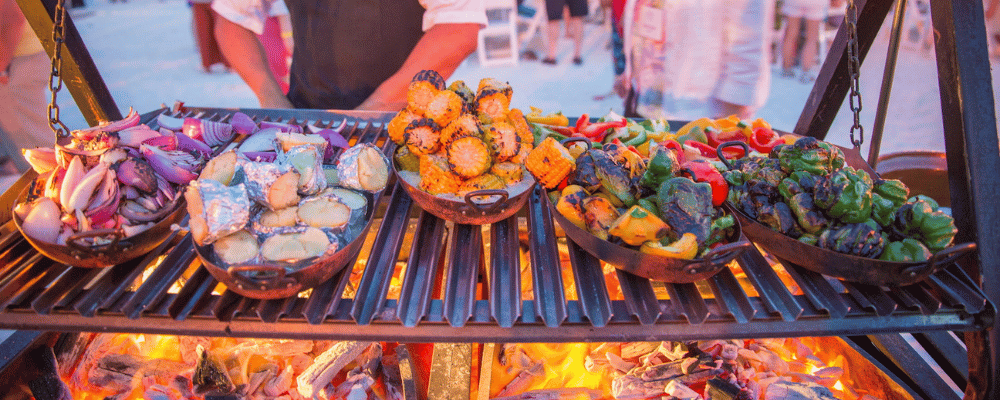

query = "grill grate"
[{"left": 0, "top": 107, "right": 992, "bottom": 343}]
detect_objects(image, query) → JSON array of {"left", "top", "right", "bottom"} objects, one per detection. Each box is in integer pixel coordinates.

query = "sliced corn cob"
[
  {"left": 491, "top": 162, "right": 523, "bottom": 184},
  {"left": 484, "top": 122, "right": 521, "bottom": 162},
  {"left": 447, "top": 80, "right": 477, "bottom": 114},
  {"left": 476, "top": 88, "right": 511, "bottom": 124},
  {"left": 525, "top": 137, "right": 575, "bottom": 189},
  {"left": 507, "top": 108, "right": 535, "bottom": 147},
  {"left": 477, "top": 77, "right": 513, "bottom": 101},
  {"left": 511, "top": 145, "right": 531, "bottom": 165},
  {"left": 394, "top": 145, "right": 421, "bottom": 172},
  {"left": 404, "top": 118, "right": 442, "bottom": 156},
  {"left": 419, "top": 154, "right": 463, "bottom": 195},
  {"left": 413, "top": 69, "right": 446, "bottom": 90},
  {"left": 388, "top": 108, "right": 421, "bottom": 145},
  {"left": 447, "top": 136, "right": 493, "bottom": 179},
  {"left": 425, "top": 90, "right": 464, "bottom": 127},
  {"left": 406, "top": 81, "right": 440, "bottom": 115},
  {"left": 457, "top": 173, "right": 505, "bottom": 196},
  {"left": 440, "top": 114, "right": 482, "bottom": 145}
]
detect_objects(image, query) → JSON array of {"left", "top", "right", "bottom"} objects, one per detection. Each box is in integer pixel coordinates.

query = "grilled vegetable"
[
  {"left": 582, "top": 196, "right": 620, "bottom": 240},
  {"left": 640, "top": 232, "right": 698, "bottom": 260},
  {"left": 458, "top": 173, "right": 505, "bottom": 195},
  {"left": 476, "top": 87, "right": 511, "bottom": 123},
  {"left": 477, "top": 78, "right": 513, "bottom": 102},
  {"left": 813, "top": 166, "right": 872, "bottom": 224},
  {"left": 555, "top": 185, "right": 588, "bottom": 229},
  {"left": 640, "top": 145, "right": 680, "bottom": 190},
  {"left": 870, "top": 192, "right": 896, "bottom": 227},
  {"left": 873, "top": 178, "right": 910, "bottom": 207},
  {"left": 607, "top": 205, "right": 672, "bottom": 246},
  {"left": 657, "top": 177, "right": 713, "bottom": 245},
  {"left": 426, "top": 90, "right": 464, "bottom": 127},
  {"left": 777, "top": 136, "right": 846, "bottom": 175},
  {"left": 491, "top": 162, "right": 523, "bottom": 184},
  {"left": 704, "top": 214, "right": 736, "bottom": 250},
  {"left": 757, "top": 201, "right": 802, "bottom": 238},
  {"left": 818, "top": 223, "right": 884, "bottom": 258},
  {"left": 787, "top": 193, "right": 828, "bottom": 234},
  {"left": 524, "top": 106, "right": 569, "bottom": 126},
  {"left": 680, "top": 159, "right": 727, "bottom": 207},
  {"left": 388, "top": 108, "right": 421, "bottom": 145},
  {"left": 447, "top": 136, "right": 493, "bottom": 178},
  {"left": 447, "top": 80, "right": 477, "bottom": 114},
  {"left": 485, "top": 122, "right": 521, "bottom": 161},
  {"left": 891, "top": 197, "right": 956, "bottom": 253},
  {"left": 419, "top": 154, "right": 462, "bottom": 195},
  {"left": 440, "top": 113, "right": 483, "bottom": 145},
  {"left": 413, "top": 69, "right": 447, "bottom": 90},
  {"left": 395, "top": 146, "right": 421, "bottom": 172},
  {"left": 592, "top": 149, "right": 635, "bottom": 207},
  {"left": 525, "top": 137, "right": 575, "bottom": 189},
  {"left": 404, "top": 118, "right": 442, "bottom": 156},
  {"left": 879, "top": 238, "right": 932, "bottom": 262},
  {"left": 406, "top": 81, "right": 440, "bottom": 116},
  {"left": 507, "top": 108, "right": 536, "bottom": 148}
]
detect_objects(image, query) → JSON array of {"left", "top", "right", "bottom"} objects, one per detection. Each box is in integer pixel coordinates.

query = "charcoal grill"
[{"left": 4, "top": 0, "right": 999, "bottom": 399}]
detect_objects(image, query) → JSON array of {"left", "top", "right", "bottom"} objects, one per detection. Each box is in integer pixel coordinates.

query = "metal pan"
[
  {"left": 393, "top": 152, "right": 536, "bottom": 225},
  {"left": 194, "top": 191, "right": 379, "bottom": 299},
  {"left": 13, "top": 185, "right": 185, "bottom": 268},
  {"left": 548, "top": 193, "right": 751, "bottom": 283},
  {"left": 717, "top": 141, "right": 977, "bottom": 286}
]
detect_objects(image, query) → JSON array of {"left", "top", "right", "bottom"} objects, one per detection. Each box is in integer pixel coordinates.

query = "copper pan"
[
  {"left": 13, "top": 185, "right": 185, "bottom": 268},
  {"left": 194, "top": 191, "right": 378, "bottom": 299}
]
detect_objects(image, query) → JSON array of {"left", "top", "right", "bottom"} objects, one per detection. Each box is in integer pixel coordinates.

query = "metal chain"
[
  {"left": 846, "top": 0, "right": 864, "bottom": 148},
  {"left": 47, "top": 0, "right": 70, "bottom": 138}
]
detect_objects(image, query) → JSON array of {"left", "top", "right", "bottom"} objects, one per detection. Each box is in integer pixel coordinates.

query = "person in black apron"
[{"left": 214, "top": 0, "right": 485, "bottom": 111}]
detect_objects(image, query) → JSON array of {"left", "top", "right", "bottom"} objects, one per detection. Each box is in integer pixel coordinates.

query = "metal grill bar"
[{"left": 0, "top": 107, "right": 990, "bottom": 343}]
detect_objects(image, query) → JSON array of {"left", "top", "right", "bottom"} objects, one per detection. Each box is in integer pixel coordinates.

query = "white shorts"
[{"left": 782, "top": 0, "right": 828, "bottom": 21}]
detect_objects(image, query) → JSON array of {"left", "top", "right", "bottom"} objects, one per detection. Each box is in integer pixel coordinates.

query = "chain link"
[
  {"left": 47, "top": 0, "right": 70, "bottom": 138},
  {"left": 846, "top": 0, "right": 864, "bottom": 148}
]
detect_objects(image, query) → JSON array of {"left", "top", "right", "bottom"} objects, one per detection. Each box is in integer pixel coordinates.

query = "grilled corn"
[
  {"left": 419, "top": 154, "right": 463, "bottom": 195},
  {"left": 447, "top": 136, "right": 493, "bottom": 179},
  {"left": 406, "top": 81, "right": 440, "bottom": 115},
  {"left": 491, "top": 162, "right": 523, "bottom": 184},
  {"left": 485, "top": 122, "right": 521, "bottom": 162},
  {"left": 413, "top": 69, "right": 447, "bottom": 90},
  {"left": 525, "top": 137, "right": 575, "bottom": 189},
  {"left": 440, "top": 114, "right": 482, "bottom": 146},
  {"left": 388, "top": 108, "right": 421, "bottom": 145},
  {"left": 448, "top": 80, "right": 477, "bottom": 114},
  {"left": 426, "top": 90, "right": 464, "bottom": 127},
  {"left": 457, "top": 173, "right": 505, "bottom": 196},
  {"left": 477, "top": 77, "right": 512, "bottom": 101},
  {"left": 404, "top": 118, "right": 442, "bottom": 156},
  {"left": 507, "top": 108, "right": 535, "bottom": 147}
]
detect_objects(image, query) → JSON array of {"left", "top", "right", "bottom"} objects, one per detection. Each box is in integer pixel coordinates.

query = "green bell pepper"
[
  {"left": 657, "top": 177, "right": 714, "bottom": 245},
  {"left": 879, "top": 238, "right": 932, "bottom": 262},
  {"left": 818, "top": 222, "right": 885, "bottom": 258},
  {"left": 703, "top": 214, "right": 736, "bottom": 250},
  {"left": 813, "top": 168, "right": 872, "bottom": 224},
  {"left": 873, "top": 178, "right": 910, "bottom": 207},
  {"left": 788, "top": 193, "right": 828, "bottom": 234},
  {"left": 639, "top": 146, "right": 679, "bottom": 190},
  {"left": 637, "top": 197, "right": 659, "bottom": 216},
  {"left": 777, "top": 137, "right": 846, "bottom": 175},
  {"left": 757, "top": 201, "right": 803, "bottom": 238},
  {"left": 870, "top": 192, "right": 896, "bottom": 227},
  {"left": 892, "top": 198, "right": 957, "bottom": 253}
]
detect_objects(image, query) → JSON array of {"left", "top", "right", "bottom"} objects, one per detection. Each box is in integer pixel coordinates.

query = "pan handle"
[
  {"left": 716, "top": 141, "right": 750, "bottom": 170},
  {"left": 684, "top": 240, "right": 753, "bottom": 275},
  {"left": 464, "top": 189, "right": 509, "bottom": 214},
  {"left": 227, "top": 264, "right": 299, "bottom": 291},
  {"left": 901, "top": 242, "right": 977, "bottom": 279},
  {"left": 66, "top": 229, "right": 129, "bottom": 257},
  {"left": 560, "top": 136, "right": 593, "bottom": 152}
]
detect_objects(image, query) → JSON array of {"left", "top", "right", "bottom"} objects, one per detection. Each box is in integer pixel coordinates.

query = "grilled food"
[
  {"left": 525, "top": 137, "right": 575, "bottom": 189},
  {"left": 426, "top": 90, "right": 464, "bottom": 127},
  {"left": 485, "top": 122, "right": 521, "bottom": 162},
  {"left": 491, "top": 162, "right": 523, "bottom": 185},
  {"left": 447, "top": 136, "right": 493, "bottom": 179},
  {"left": 419, "top": 154, "right": 463, "bottom": 195},
  {"left": 388, "top": 108, "right": 421, "bottom": 145},
  {"left": 404, "top": 118, "right": 442, "bottom": 156},
  {"left": 440, "top": 114, "right": 483, "bottom": 146}
]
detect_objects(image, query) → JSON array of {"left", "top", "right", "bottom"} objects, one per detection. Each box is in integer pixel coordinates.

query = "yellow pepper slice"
[
  {"left": 751, "top": 117, "right": 772, "bottom": 130},
  {"left": 526, "top": 106, "right": 570, "bottom": 126},
  {"left": 639, "top": 233, "right": 699, "bottom": 259},
  {"left": 675, "top": 118, "right": 718, "bottom": 140}
]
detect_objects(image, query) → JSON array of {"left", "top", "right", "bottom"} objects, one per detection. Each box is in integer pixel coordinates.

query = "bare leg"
[
  {"left": 545, "top": 20, "right": 561, "bottom": 61},
  {"left": 567, "top": 16, "right": 584, "bottom": 60},
  {"left": 801, "top": 18, "right": 822, "bottom": 73},
  {"left": 781, "top": 16, "right": 802, "bottom": 72}
]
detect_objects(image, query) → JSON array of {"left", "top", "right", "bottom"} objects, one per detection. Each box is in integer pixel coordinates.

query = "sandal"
[
  {"left": 541, "top": 57, "right": 557, "bottom": 65},
  {"left": 572, "top": 57, "right": 583, "bottom": 65}
]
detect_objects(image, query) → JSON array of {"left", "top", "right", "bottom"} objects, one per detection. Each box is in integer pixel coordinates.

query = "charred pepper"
[
  {"left": 640, "top": 146, "right": 680, "bottom": 190},
  {"left": 818, "top": 223, "right": 885, "bottom": 258},
  {"left": 680, "top": 159, "right": 729, "bottom": 207},
  {"left": 813, "top": 167, "right": 872, "bottom": 224},
  {"left": 873, "top": 178, "right": 910, "bottom": 207},
  {"left": 777, "top": 136, "right": 846, "bottom": 175},
  {"left": 891, "top": 197, "right": 957, "bottom": 253},
  {"left": 879, "top": 238, "right": 933, "bottom": 262},
  {"left": 657, "top": 177, "right": 714, "bottom": 245}
]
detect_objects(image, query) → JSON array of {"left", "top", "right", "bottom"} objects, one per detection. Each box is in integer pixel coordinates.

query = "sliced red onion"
[
  {"left": 71, "top": 108, "right": 141, "bottom": 140},
  {"left": 238, "top": 127, "right": 280, "bottom": 153},
  {"left": 123, "top": 185, "right": 141, "bottom": 200},
  {"left": 241, "top": 151, "right": 277, "bottom": 163},
  {"left": 259, "top": 120, "right": 303, "bottom": 133},
  {"left": 86, "top": 192, "right": 119, "bottom": 225},
  {"left": 175, "top": 130, "right": 213, "bottom": 158},
  {"left": 120, "top": 199, "right": 175, "bottom": 222},
  {"left": 116, "top": 157, "right": 158, "bottom": 193},
  {"left": 313, "top": 129, "right": 349, "bottom": 162},
  {"left": 230, "top": 112, "right": 258, "bottom": 135},
  {"left": 118, "top": 125, "right": 162, "bottom": 148},
  {"left": 140, "top": 144, "right": 201, "bottom": 185},
  {"left": 157, "top": 113, "right": 185, "bottom": 131},
  {"left": 142, "top": 132, "right": 178, "bottom": 150},
  {"left": 183, "top": 118, "right": 234, "bottom": 147}
]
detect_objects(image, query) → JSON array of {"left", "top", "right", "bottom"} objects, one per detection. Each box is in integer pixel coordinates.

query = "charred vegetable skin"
[
  {"left": 657, "top": 177, "right": 713, "bottom": 245},
  {"left": 724, "top": 136, "right": 957, "bottom": 260}
]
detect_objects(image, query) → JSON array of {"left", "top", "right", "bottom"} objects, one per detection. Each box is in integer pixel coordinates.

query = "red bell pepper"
[
  {"left": 579, "top": 118, "right": 627, "bottom": 142},
  {"left": 684, "top": 140, "right": 720, "bottom": 159},
  {"left": 660, "top": 139, "right": 686, "bottom": 164},
  {"left": 705, "top": 129, "right": 748, "bottom": 159},
  {"left": 749, "top": 126, "right": 783, "bottom": 153},
  {"left": 681, "top": 159, "right": 729, "bottom": 206}
]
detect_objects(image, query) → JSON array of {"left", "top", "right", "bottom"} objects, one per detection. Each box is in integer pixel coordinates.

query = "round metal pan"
[
  {"left": 548, "top": 195, "right": 751, "bottom": 283},
  {"left": 393, "top": 154, "right": 536, "bottom": 225},
  {"left": 13, "top": 185, "right": 185, "bottom": 268},
  {"left": 194, "top": 191, "right": 379, "bottom": 299},
  {"left": 717, "top": 141, "right": 977, "bottom": 286}
]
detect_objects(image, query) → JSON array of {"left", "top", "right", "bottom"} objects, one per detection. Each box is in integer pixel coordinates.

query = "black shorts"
[{"left": 545, "top": 0, "right": 588, "bottom": 21}]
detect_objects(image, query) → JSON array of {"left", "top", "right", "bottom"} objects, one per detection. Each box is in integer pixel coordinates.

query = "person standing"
[
  {"left": 212, "top": 0, "right": 487, "bottom": 111},
  {"left": 212, "top": 0, "right": 294, "bottom": 93},
  {"left": 780, "top": 0, "right": 841, "bottom": 83},
  {"left": 542, "top": 0, "right": 588, "bottom": 65},
  {"left": 615, "top": 0, "right": 773, "bottom": 120},
  {"left": 0, "top": 0, "right": 53, "bottom": 172},
  {"left": 191, "top": 0, "right": 231, "bottom": 73}
]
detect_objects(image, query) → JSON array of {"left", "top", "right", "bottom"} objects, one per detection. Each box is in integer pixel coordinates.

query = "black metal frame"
[{"left": 9, "top": 0, "right": 1000, "bottom": 398}]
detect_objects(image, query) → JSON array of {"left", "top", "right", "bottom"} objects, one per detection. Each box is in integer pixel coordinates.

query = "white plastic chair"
[{"left": 477, "top": 0, "right": 520, "bottom": 67}]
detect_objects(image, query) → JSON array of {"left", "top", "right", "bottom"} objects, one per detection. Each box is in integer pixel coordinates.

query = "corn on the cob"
[
  {"left": 404, "top": 118, "right": 442, "bottom": 156},
  {"left": 491, "top": 162, "right": 523, "bottom": 184},
  {"left": 507, "top": 108, "right": 535, "bottom": 147},
  {"left": 440, "top": 113, "right": 482, "bottom": 145},
  {"left": 394, "top": 145, "right": 421, "bottom": 172},
  {"left": 476, "top": 88, "right": 510, "bottom": 124},
  {"left": 447, "top": 80, "right": 477, "bottom": 114},
  {"left": 484, "top": 122, "right": 521, "bottom": 162},
  {"left": 419, "top": 154, "right": 463, "bottom": 195},
  {"left": 525, "top": 137, "right": 575, "bottom": 189},
  {"left": 426, "top": 90, "right": 464, "bottom": 127},
  {"left": 413, "top": 69, "right": 446, "bottom": 90},
  {"left": 447, "top": 136, "right": 493, "bottom": 179},
  {"left": 477, "top": 78, "right": 512, "bottom": 101},
  {"left": 511, "top": 144, "right": 531, "bottom": 165},
  {"left": 388, "top": 108, "right": 421, "bottom": 145},
  {"left": 457, "top": 173, "right": 505, "bottom": 196},
  {"left": 406, "top": 81, "right": 439, "bottom": 115}
]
